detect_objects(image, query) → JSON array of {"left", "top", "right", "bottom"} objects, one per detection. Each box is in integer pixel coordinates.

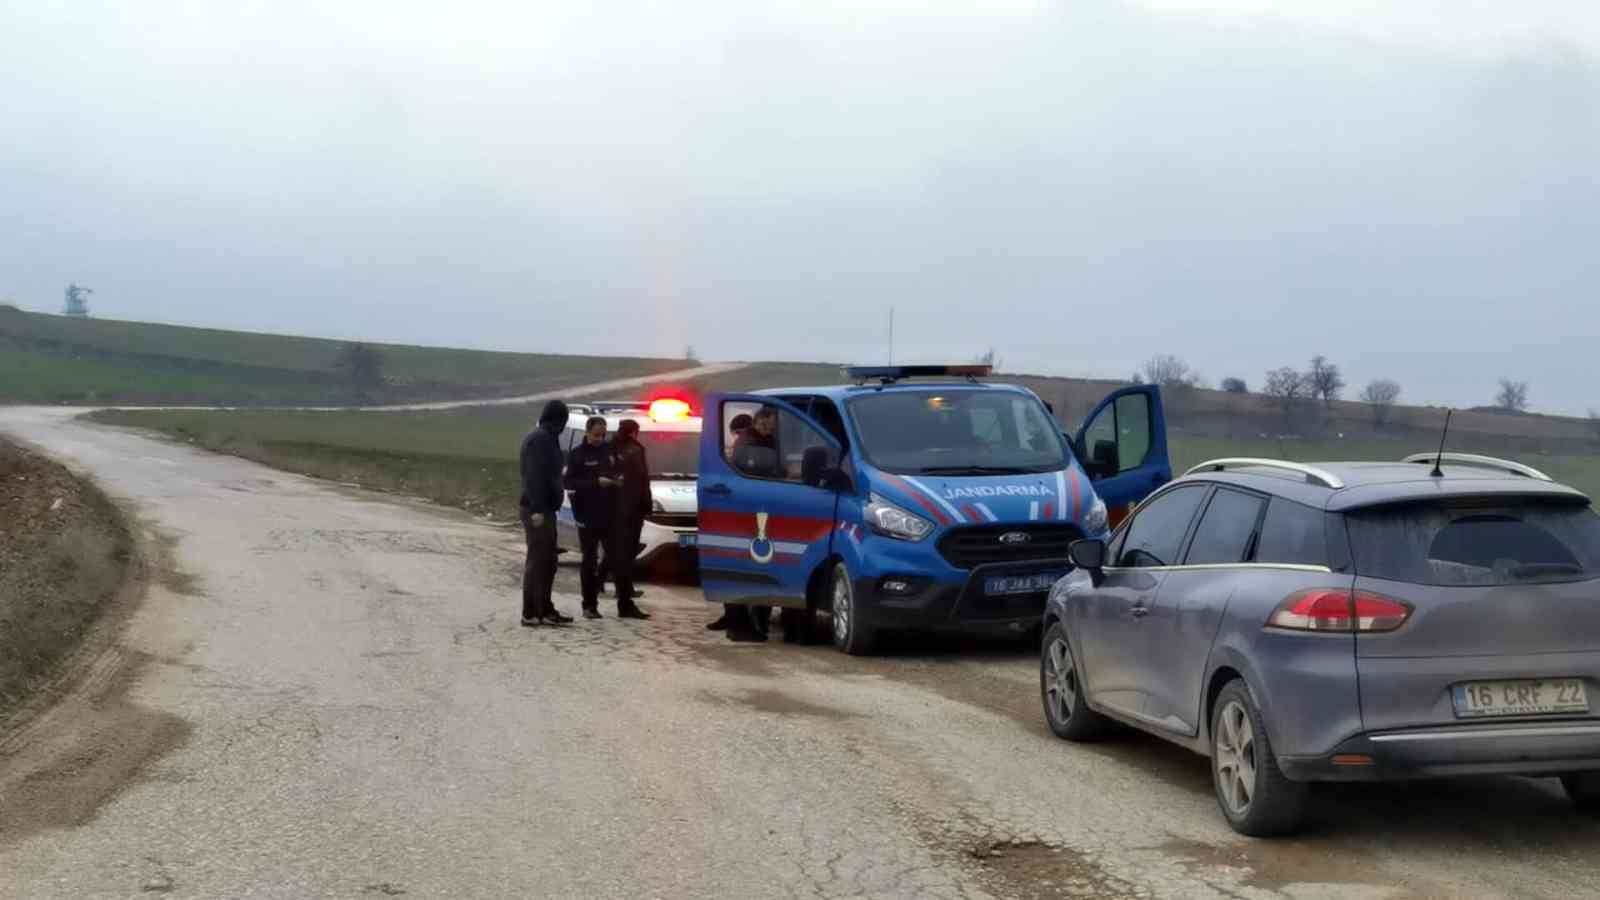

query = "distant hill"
[
  {"left": 582, "top": 362, "right": 1599, "bottom": 460},
  {"left": 0, "top": 308, "right": 687, "bottom": 406}
]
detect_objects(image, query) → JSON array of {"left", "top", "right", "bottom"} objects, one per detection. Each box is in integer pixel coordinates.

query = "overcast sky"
[{"left": 4, "top": 1, "right": 1597, "bottom": 413}]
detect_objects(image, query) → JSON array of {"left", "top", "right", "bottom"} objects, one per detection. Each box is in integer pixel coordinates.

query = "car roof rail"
[
  {"left": 1185, "top": 458, "right": 1345, "bottom": 490},
  {"left": 1401, "top": 452, "right": 1552, "bottom": 482}
]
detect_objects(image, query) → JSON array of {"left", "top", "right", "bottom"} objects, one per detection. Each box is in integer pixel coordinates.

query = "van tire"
[{"left": 830, "top": 562, "right": 877, "bottom": 655}]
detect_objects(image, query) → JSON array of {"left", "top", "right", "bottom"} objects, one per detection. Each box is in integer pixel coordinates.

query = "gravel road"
[{"left": 2, "top": 406, "right": 1598, "bottom": 899}]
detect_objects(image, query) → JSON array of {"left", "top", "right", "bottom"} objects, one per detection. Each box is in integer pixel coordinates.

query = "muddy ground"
[{"left": 0, "top": 436, "right": 132, "bottom": 714}]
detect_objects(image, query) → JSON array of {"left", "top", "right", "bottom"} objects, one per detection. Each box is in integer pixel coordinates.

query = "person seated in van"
[{"left": 731, "top": 406, "right": 781, "bottom": 478}]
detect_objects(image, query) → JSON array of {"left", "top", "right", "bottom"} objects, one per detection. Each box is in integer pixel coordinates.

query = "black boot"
[
  {"left": 541, "top": 608, "right": 574, "bottom": 625},
  {"left": 582, "top": 604, "right": 602, "bottom": 620},
  {"left": 705, "top": 615, "right": 729, "bottom": 631},
  {"left": 727, "top": 628, "right": 767, "bottom": 643},
  {"left": 618, "top": 604, "right": 651, "bottom": 620}
]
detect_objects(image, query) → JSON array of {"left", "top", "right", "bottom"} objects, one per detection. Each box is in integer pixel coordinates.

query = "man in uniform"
[
  {"left": 520, "top": 400, "right": 573, "bottom": 626},
  {"left": 563, "top": 416, "right": 620, "bottom": 619},
  {"left": 722, "top": 406, "right": 781, "bottom": 642},
  {"left": 607, "top": 418, "right": 652, "bottom": 619}
]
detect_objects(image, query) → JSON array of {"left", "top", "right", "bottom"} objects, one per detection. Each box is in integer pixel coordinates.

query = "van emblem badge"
[
  {"left": 750, "top": 512, "right": 775, "bottom": 564},
  {"left": 998, "top": 531, "right": 1031, "bottom": 545}
]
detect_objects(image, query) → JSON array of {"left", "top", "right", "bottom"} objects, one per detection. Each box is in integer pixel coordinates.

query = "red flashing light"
[
  {"left": 648, "top": 397, "right": 692, "bottom": 422},
  {"left": 1268, "top": 589, "right": 1411, "bottom": 633}
]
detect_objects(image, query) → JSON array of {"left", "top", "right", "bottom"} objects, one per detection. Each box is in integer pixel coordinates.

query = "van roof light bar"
[
  {"left": 1401, "top": 452, "right": 1551, "bottom": 482},
  {"left": 1186, "top": 458, "right": 1345, "bottom": 490},
  {"left": 844, "top": 364, "right": 992, "bottom": 385}
]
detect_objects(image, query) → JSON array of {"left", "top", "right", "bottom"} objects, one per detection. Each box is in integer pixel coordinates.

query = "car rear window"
[{"left": 1346, "top": 500, "right": 1600, "bottom": 585}]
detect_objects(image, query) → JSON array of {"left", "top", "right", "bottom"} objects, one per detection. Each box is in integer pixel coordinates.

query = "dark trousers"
[
  {"left": 520, "top": 512, "right": 559, "bottom": 620},
  {"left": 724, "top": 603, "right": 770, "bottom": 635},
  {"left": 610, "top": 512, "right": 644, "bottom": 606},
  {"left": 578, "top": 526, "right": 607, "bottom": 608}
]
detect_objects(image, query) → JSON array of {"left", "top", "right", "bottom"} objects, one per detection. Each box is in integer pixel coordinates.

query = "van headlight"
[
  {"left": 865, "top": 493, "right": 934, "bottom": 541},
  {"left": 1082, "top": 495, "right": 1108, "bottom": 536}
]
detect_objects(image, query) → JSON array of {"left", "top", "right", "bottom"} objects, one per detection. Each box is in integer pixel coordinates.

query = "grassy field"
[
  {"left": 88, "top": 360, "right": 1600, "bottom": 521},
  {"left": 0, "top": 307, "right": 688, "bottom": 405}
]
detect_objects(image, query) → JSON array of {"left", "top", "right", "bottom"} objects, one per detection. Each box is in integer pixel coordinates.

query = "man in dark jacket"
[
  {"left": 607, "top": 419, "right": 652, "bottom": 619},
  {"left": 563, "top": 416, "right": 619, "bottom": 619},
  {"left": 721, "top": 406, "right": 781, "bottom": 641},
  {"left": 520, "top": 399, "right": 573, "bottom": 626}
]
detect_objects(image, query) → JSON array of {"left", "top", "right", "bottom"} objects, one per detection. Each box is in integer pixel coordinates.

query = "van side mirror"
[
  {"left": 1069, "top": 539, "right": 1107, "bottom": 573},
  {"left": 823, "top": 468, "right": 854, "bottom": 493}
]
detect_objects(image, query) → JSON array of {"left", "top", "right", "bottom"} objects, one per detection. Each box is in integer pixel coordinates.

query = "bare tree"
[
  {"left": 335, "top": 342, "right": 386, "bottom": 390},
  {"left": 1495, "top": 378, "right": 1530, "bottom": 412},
  {"left": 684, "top": 345, "right": 699, "bottom": 363},
  {"left": 1141, "top": 354, "right": 1200, "bottom": 388},
  {"left": 1221, "top": 377, "right": 1248, "bottom": 394},
  {"left": 1305, "top": 356, "right": 1345, "bottom": 407},
  {"left": 1589, "top": 409, "right": 1600, "bottom": 442},
  {"left": 974, "top": 348, "right": 1001, "bottom": 370},
  {"left": 1359, "top": 379, "right": 1402, "bottom": 428}
]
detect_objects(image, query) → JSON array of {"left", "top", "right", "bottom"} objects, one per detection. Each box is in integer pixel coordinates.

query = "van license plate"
[
  {"left": 984, "top": 572, "right": 1064, "bottom": 596},
  {"left": 678, "top": 534, "right": 697, "bottom": 548},
  {"left": 1452, "top": 679, "right": 1589, "bottom": 718}
]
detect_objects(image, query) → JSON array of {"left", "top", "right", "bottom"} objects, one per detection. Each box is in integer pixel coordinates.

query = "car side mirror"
[{"left": 1069, "top": 539, "right": 1107, "bottom": 585}]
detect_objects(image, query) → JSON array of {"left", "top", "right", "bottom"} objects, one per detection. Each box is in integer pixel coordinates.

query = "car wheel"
[
  {"left": 830, "top": 562, "right": 877, "bottom": 655},
  {"left": 1210, "top": 679, "right": 1308, "bottom": 837},
  {"left": 1039, "top": 622, "right": 1108, "bottom": 741},
  {"left": 1562, "top": 772, "right": 1600, "bottom": 810}
]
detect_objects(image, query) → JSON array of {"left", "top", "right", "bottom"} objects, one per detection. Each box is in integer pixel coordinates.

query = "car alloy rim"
[
  {"left": 1214, "top": 700, "right": 1257, "bottom": 816},
  {"left": 833, "top": 570, "right": 851, "bottom": 642},
  {"left": 1044, "top": 637, "right": 1077, "bottom": 723}
]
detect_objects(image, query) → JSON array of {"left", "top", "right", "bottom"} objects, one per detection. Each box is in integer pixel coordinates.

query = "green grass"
[{"left": 0, "top": 307, "right": 688, "bottom": 405}]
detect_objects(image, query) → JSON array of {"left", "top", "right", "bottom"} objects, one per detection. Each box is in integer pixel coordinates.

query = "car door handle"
[
  {"left": 704, "top": 483, "right": 733, "bottom": 496},
  {"left": 1130, "top": 606, "right": 1150, "bottom": 618}
]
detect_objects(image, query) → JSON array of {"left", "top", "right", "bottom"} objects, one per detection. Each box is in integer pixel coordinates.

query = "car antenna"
[{"left": 1430, "top": 409, "right": 1452, "bottom": 478}]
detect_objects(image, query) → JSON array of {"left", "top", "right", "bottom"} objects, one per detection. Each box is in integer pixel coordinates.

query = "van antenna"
[{"left": 1430, "top": 409, "right": 1452, "bottom": 478}]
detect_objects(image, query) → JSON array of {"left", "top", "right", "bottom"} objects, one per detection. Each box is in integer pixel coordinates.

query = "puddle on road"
[
  {"left": 1156, "top": 836, "right": 1407, "bottom": 898},
  {"left": 965, "top": 838, "right": 1142, "bottom": 900},
  {"left": 697, "top": 687, "right": 859, "bottom": 721}
]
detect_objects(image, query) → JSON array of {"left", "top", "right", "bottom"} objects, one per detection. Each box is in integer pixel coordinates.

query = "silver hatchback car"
[{"left": 1042, "top": 453, "right": 1600, "bottom": 836}]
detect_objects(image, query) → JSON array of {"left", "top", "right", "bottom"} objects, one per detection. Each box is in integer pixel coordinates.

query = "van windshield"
[
  {"left": 846, "top": 389, "right": 1068, "bottom": 475},
  {"left": 1347, "top": 500, "right": 1600, "bottom": 585}
]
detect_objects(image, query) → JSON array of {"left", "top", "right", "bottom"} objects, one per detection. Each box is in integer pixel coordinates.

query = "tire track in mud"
[{"left": 0, "top": 516, "right": 195, "bottom": 849}]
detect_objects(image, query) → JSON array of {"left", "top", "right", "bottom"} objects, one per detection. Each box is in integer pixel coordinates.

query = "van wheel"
[
  {"left": 1040, "top": 622, "right": 1108, "bottom": 741},
  {"left": 1211, "top": 679, "right": 1308, "bottom": 837},
  {"left": 830, "top": 562, "right": 877, "bottom": 655},
  {"left": 1562, "top": 773, "right": 1600, "bottom": 810}
]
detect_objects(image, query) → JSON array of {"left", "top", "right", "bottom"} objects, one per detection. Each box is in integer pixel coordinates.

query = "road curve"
[
  {"left": 2, "top": 407, "right": 1599, "bottom": 899},
  {"left": 362, "top": 361, "right": 751, "bottom": 411}
]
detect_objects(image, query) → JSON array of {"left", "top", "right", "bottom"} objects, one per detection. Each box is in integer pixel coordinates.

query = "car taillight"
[{"left": 1267, "top": 589, "right": 1411, "bottom": 633}]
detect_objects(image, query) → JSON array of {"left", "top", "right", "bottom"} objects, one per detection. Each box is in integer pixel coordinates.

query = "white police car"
[{"left": 555, "top": 398, "right": 701, "bottom": 569}]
